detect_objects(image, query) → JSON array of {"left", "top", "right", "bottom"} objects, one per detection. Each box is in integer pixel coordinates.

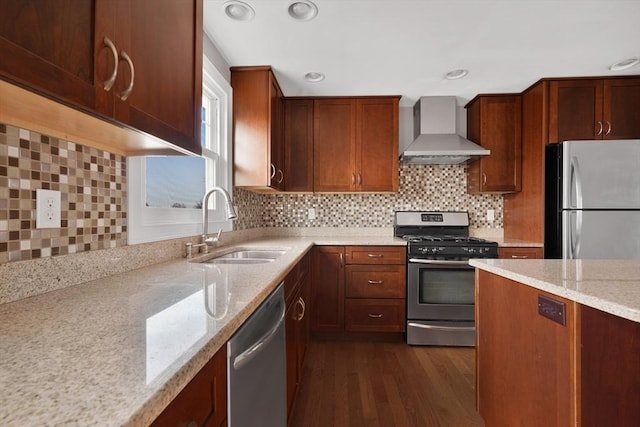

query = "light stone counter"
[
  {"left": 0, "top": 235, "right": 405, "bottom": 426},
  {"left": 470, "top": 259, "right": 640, "bottom": 323}
]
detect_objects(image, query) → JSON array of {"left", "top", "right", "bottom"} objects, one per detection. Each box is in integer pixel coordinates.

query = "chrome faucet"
[{"left": 202, "top": 186, "right": 237, "bottom": 248}]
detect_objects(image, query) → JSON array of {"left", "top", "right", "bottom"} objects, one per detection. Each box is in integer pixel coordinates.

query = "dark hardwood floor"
[{"left": 289, "top": 340, "right": 484, "bottom": 427}]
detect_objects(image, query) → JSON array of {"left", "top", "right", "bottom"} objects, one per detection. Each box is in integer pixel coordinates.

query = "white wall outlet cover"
[
  {"left": 308, "top": 208, "right": 316, "bottom": 220},
  {"left": 486, "top": 209, "right": 495, "bottom": 222},
  {"left": 36, "top": 189, "right": 61, "bottom": 229}
]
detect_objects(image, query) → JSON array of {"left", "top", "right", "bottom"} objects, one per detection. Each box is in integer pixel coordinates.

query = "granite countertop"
[
  {"left": 470, "top": 259, "right": 640, "bottom": 323},
  {"left": 0, "top": 235, "right": 405, "bottom": 426}
]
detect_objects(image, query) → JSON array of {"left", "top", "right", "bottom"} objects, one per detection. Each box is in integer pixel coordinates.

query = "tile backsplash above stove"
[{"left": 233, "top": 164, "right": 503, "bottom": 229}]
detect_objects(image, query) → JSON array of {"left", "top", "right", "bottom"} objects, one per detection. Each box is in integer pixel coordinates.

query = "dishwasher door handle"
[{"left": 232, "top": 300, "right": 285, "bottom": 371}]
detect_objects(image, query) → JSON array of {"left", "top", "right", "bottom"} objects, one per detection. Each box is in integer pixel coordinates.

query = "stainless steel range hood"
[{"left": 400, "top": 96, "right": 490, "bottom": 165}]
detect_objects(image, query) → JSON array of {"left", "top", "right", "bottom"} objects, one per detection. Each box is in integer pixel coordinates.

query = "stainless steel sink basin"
[{"left": 200, "top": 249, "right": 287, "bottom": 264}]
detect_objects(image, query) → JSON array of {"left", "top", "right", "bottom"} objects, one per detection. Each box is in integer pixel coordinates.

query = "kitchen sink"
[{"left": 199, "top": 249, "right": 287, "bottom": 264}]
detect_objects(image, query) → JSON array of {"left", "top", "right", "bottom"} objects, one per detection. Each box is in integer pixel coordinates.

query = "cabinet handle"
[
  {"left": 351, "top": 173, "right": 356, "bottom": 185},
  {"left": 596, "top": 121, "right": 603, "bottom": 136},
  {"left": 357, "top": 173, "right": 362, "bottom": 185},
  {"left": 368, "top": 280, "right": 384, "bottom": 285},
  {"left": 605, "top": 121, "right": 612, "bottom": 136},
  {"left": 367, "top": 253, "right": 383, "bottom": 258},
  {"left": 339, "top": 252, "right": 344, "bottom": 267},
  {"left": 277, "top": 169, "right": 284, "bottom": 183},
  {"left": 296, "top": 297, "right": 306, "bottom": 321},
  {"left": 368, "top": 313, "right": 383, "bottom": 318},
  {"left": 119, "top": 51, "right": 135, "bottom": 101},
  {"left": 270, "top": 163, "right": 276, "bottom": 179},
  {"left": 510, "top": 255, "right": 529, "bottom": 259},
  {"left": 482, "top": 173, "right": 487, "bottom": 186},
  {"left": 102, "top": 37, "right": 118, "bottom": 91}
]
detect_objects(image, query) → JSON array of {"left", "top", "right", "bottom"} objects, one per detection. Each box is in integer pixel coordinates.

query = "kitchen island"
[
  {"left": 0, "top": 235, "right": 405, "bottom": 426},
  {"left": 471, "top": 259, "right": 640, "bottom": 427}
]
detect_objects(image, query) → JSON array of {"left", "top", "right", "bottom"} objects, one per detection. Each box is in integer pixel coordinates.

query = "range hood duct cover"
[{"left": 400, "top": 96, "right": 490, "bottom": 165}]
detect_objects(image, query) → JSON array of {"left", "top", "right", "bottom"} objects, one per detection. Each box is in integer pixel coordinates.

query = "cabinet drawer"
[
  {"left": 499, "top": 246, "right": 543, "bottom": 259},
  {"left": 345, "top": 265, "right": 405, "bottom": 298},
  {"left": 345, "top": 299, "right": 405, "bottom": 332},
  {"left": 345, "top": 246, "right": 406, "bottom": 265}
]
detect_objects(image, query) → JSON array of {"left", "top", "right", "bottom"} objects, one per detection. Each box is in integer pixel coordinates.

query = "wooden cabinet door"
[
  {"left": 0, "top": 0, "right": 109, "bottom": 112},
  {"left": 313, "top": 99, "right": 356, "bottom": 192},
  {"left": 548, "top": 79, "right": 603, "bottom": 143},
  {"left": 284, "top": 99, "right": 314, "bottom": 192},
  {"left": 603, "top": 77, "right": 640, "bottom": 140},
  {"left": 355, "top": 98, "right": 399, "bottom": 192},
  {"left": 269, "top": 74, "right": 285, "bottom": 190},
  {"left": 285, "top": 289, "right": 298, "bottom": 417},
  {"left": 467, "top": 95, "right": 522, "bottom": 193},
  {"left": 113, "top": 0, "right": 202, "bottom": 154},
  {"left": 310, "top": 246, "right": 345, "bottom": 332},
  {"left": 152, "top": 345, "right": 227, "bottom": 427},
  {"left": 476, "top": 270, "right": 576, "bottom": 426}
]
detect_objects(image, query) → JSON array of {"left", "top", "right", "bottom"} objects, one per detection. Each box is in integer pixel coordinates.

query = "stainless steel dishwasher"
[{"left": 228, "top": 282, "right": 286, "bottom": 427}]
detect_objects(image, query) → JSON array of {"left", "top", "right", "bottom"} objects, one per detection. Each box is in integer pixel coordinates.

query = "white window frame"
[{"left": 127, "top": 56, "right": 233, "bottom": 244}]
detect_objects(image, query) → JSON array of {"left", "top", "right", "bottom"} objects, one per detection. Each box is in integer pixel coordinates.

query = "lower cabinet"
[
  {"left": 311, "top": 245, "right": 406, "bottom": 335},
  {"left": 151, "top": 344, "right": 227, "bottom": 427},
  {"left": 498, "top": 246, "right": 544, "bottom": 259},
  {"left": 285, "top": 253, "right": 311, "bottom": 418},
  {"left": 476, "top": 269, "right": 640, "bottom": 426}
]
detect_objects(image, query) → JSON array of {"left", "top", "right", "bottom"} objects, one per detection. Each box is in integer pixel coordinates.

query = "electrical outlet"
[
  {"left": 36, "top": 189, "right": 61, "bottom": 229},
  {"left": 486, "top": 209, "right": 495, "bottom": 222},
  {"left": 308, "top": 208, "right": 316, "bottom": 220}
]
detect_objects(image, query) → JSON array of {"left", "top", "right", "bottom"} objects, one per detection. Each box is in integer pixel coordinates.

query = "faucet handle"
[{"left": 203, "top": 228, "right": 223, "bottom": 247}]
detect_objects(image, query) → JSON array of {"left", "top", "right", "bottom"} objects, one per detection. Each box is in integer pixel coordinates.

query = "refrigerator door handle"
[
  {"left": 570, "top": 210, "right": 583, "bottom": 259},
  {"left": 570, "top": 156, "right": 584, "bottom": 210}
]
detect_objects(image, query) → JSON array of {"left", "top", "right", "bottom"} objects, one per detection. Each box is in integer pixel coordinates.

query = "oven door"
[
  {"left": 406, "top": 259, "right": 476, "bottom": 346},
  {"left": 407, "top": 259, "right": 475, "bottom": 321}
]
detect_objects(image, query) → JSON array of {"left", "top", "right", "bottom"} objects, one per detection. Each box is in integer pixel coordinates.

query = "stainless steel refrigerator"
[{"left": 545, "top": 139, "right": 640, "bottom": 259}]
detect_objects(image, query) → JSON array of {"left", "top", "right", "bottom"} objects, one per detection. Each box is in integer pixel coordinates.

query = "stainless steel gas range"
[{"left": 394, "top": 211, "right": 498, "bottom": 346}]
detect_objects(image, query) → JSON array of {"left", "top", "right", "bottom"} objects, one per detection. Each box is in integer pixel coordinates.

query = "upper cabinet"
[
  {"left": 466, "top": 94, "right": 522, "bottom": 194},
  {"left": 548, "top": 77, "right": 640, "bottom": 143},
  {"left": 284, "top": 98, "right": 314, "bottom": 192},
  {"left": 313, "top": 97, "right": 399, "bottom": 192},
  {"left": 0, "top": 0, "right": 203, "bottom": 155},
  {"left": 232, "top": 66, "right": 285, "bottom": 191}
]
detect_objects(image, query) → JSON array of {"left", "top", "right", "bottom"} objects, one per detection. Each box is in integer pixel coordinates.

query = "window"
[{"left": 127, "top": 56, "right": 232, "bottom": 244}]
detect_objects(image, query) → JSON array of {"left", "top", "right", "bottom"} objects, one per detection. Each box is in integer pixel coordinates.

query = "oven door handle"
[
  {"left": 408, "top": 322, "right": 476, "bottom": 332},
  {"left": 408, "top": 259, "right": 470, "bottom": 266}
]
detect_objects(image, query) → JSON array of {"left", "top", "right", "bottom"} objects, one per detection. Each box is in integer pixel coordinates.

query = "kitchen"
[{"left": 1, "top": 1, "right": 640, "bottom": 426}]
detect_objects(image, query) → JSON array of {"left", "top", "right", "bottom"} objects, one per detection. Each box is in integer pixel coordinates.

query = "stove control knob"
[{"left": 467, "top": 247, "right": 476, "bottom": 254}]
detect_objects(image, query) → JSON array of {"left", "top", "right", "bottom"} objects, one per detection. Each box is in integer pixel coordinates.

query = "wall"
[
  {"left": 0, "top": 124, "right": 127, "bottom": 264},
  {"left": 233, "top": 164, "right": 502, "bottom": 229}
]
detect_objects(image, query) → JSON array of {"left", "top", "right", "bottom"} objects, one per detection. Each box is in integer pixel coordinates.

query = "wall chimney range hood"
[{"left": 400, "top": 96, "right": 489, "bottom": 165}]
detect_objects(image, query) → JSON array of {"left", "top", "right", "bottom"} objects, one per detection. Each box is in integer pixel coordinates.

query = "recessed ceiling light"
[
  {"left": 445, "top": 69, "right": 468, "bottom": 80},
  {"left": 609, "top": 57, "right": 640, "bottom": 71},
  {"left": 223, "top": 1, "right": 255, "bottom": 22},
  {"left": 304, "top": 72, "right": 325, "bottom": 82},
  {"left": 288, "top": 1, "right": 318, "bottom": 21}
]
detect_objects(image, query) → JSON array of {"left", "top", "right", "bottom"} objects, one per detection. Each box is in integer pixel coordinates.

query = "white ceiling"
[{"left": 203, "top": 0, "right": 640, "bottom": 107}]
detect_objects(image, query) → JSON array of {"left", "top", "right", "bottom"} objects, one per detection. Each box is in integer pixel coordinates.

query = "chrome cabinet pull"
[
  {"left": 510, "top": 255, "right": 529, "bottom": 259},
  {"left": 367, "top": 253, "right": 383, "bottom": 258},
  {"left": 277, "top": 169, "right": 284, "bottom": 183},
  {"left": 119, "top": 51, "right": 135, "bottom": 100},
  {"left": 368, "top": 313, "right": 383, "bottom": 318},
  {"left": 368, "top": 280, "right": 383, "bottom": 285},
  {"left": 482, "top": 173, "right": 487, "bottom": 186},
  {"left": 351, "top": 173, "right": 356, "bottom": 185},
  {"left": 270, "top": 163, "right": 276, "bottom": 179},
  {"left": 102, "top": 37, "right": 118, "bottom": 91},
  {"left": 596, "top": 121, "right": 603, "bottom": 136},
  {"left": 357, "top": 173, "right": 362, "bottom": 185},
  {"left": 295, "top": 297, "right": 305, "bottom": 320},
  {"left": 339, "top": 252, "right": 344, "bottom": 267},
  {"left": 605, "top": 121, "right": 612, "bottom": 135}
]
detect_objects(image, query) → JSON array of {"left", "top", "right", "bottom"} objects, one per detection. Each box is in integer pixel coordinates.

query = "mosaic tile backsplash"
[
  {"left": 1, "top": 120, "right": 501, "bottom": 265},
  {"left": 233, "top": 164, "right": 503, "bottom": 229},
  {"left": 0, "top": 124, "right": 127, "bottom": 263}
]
